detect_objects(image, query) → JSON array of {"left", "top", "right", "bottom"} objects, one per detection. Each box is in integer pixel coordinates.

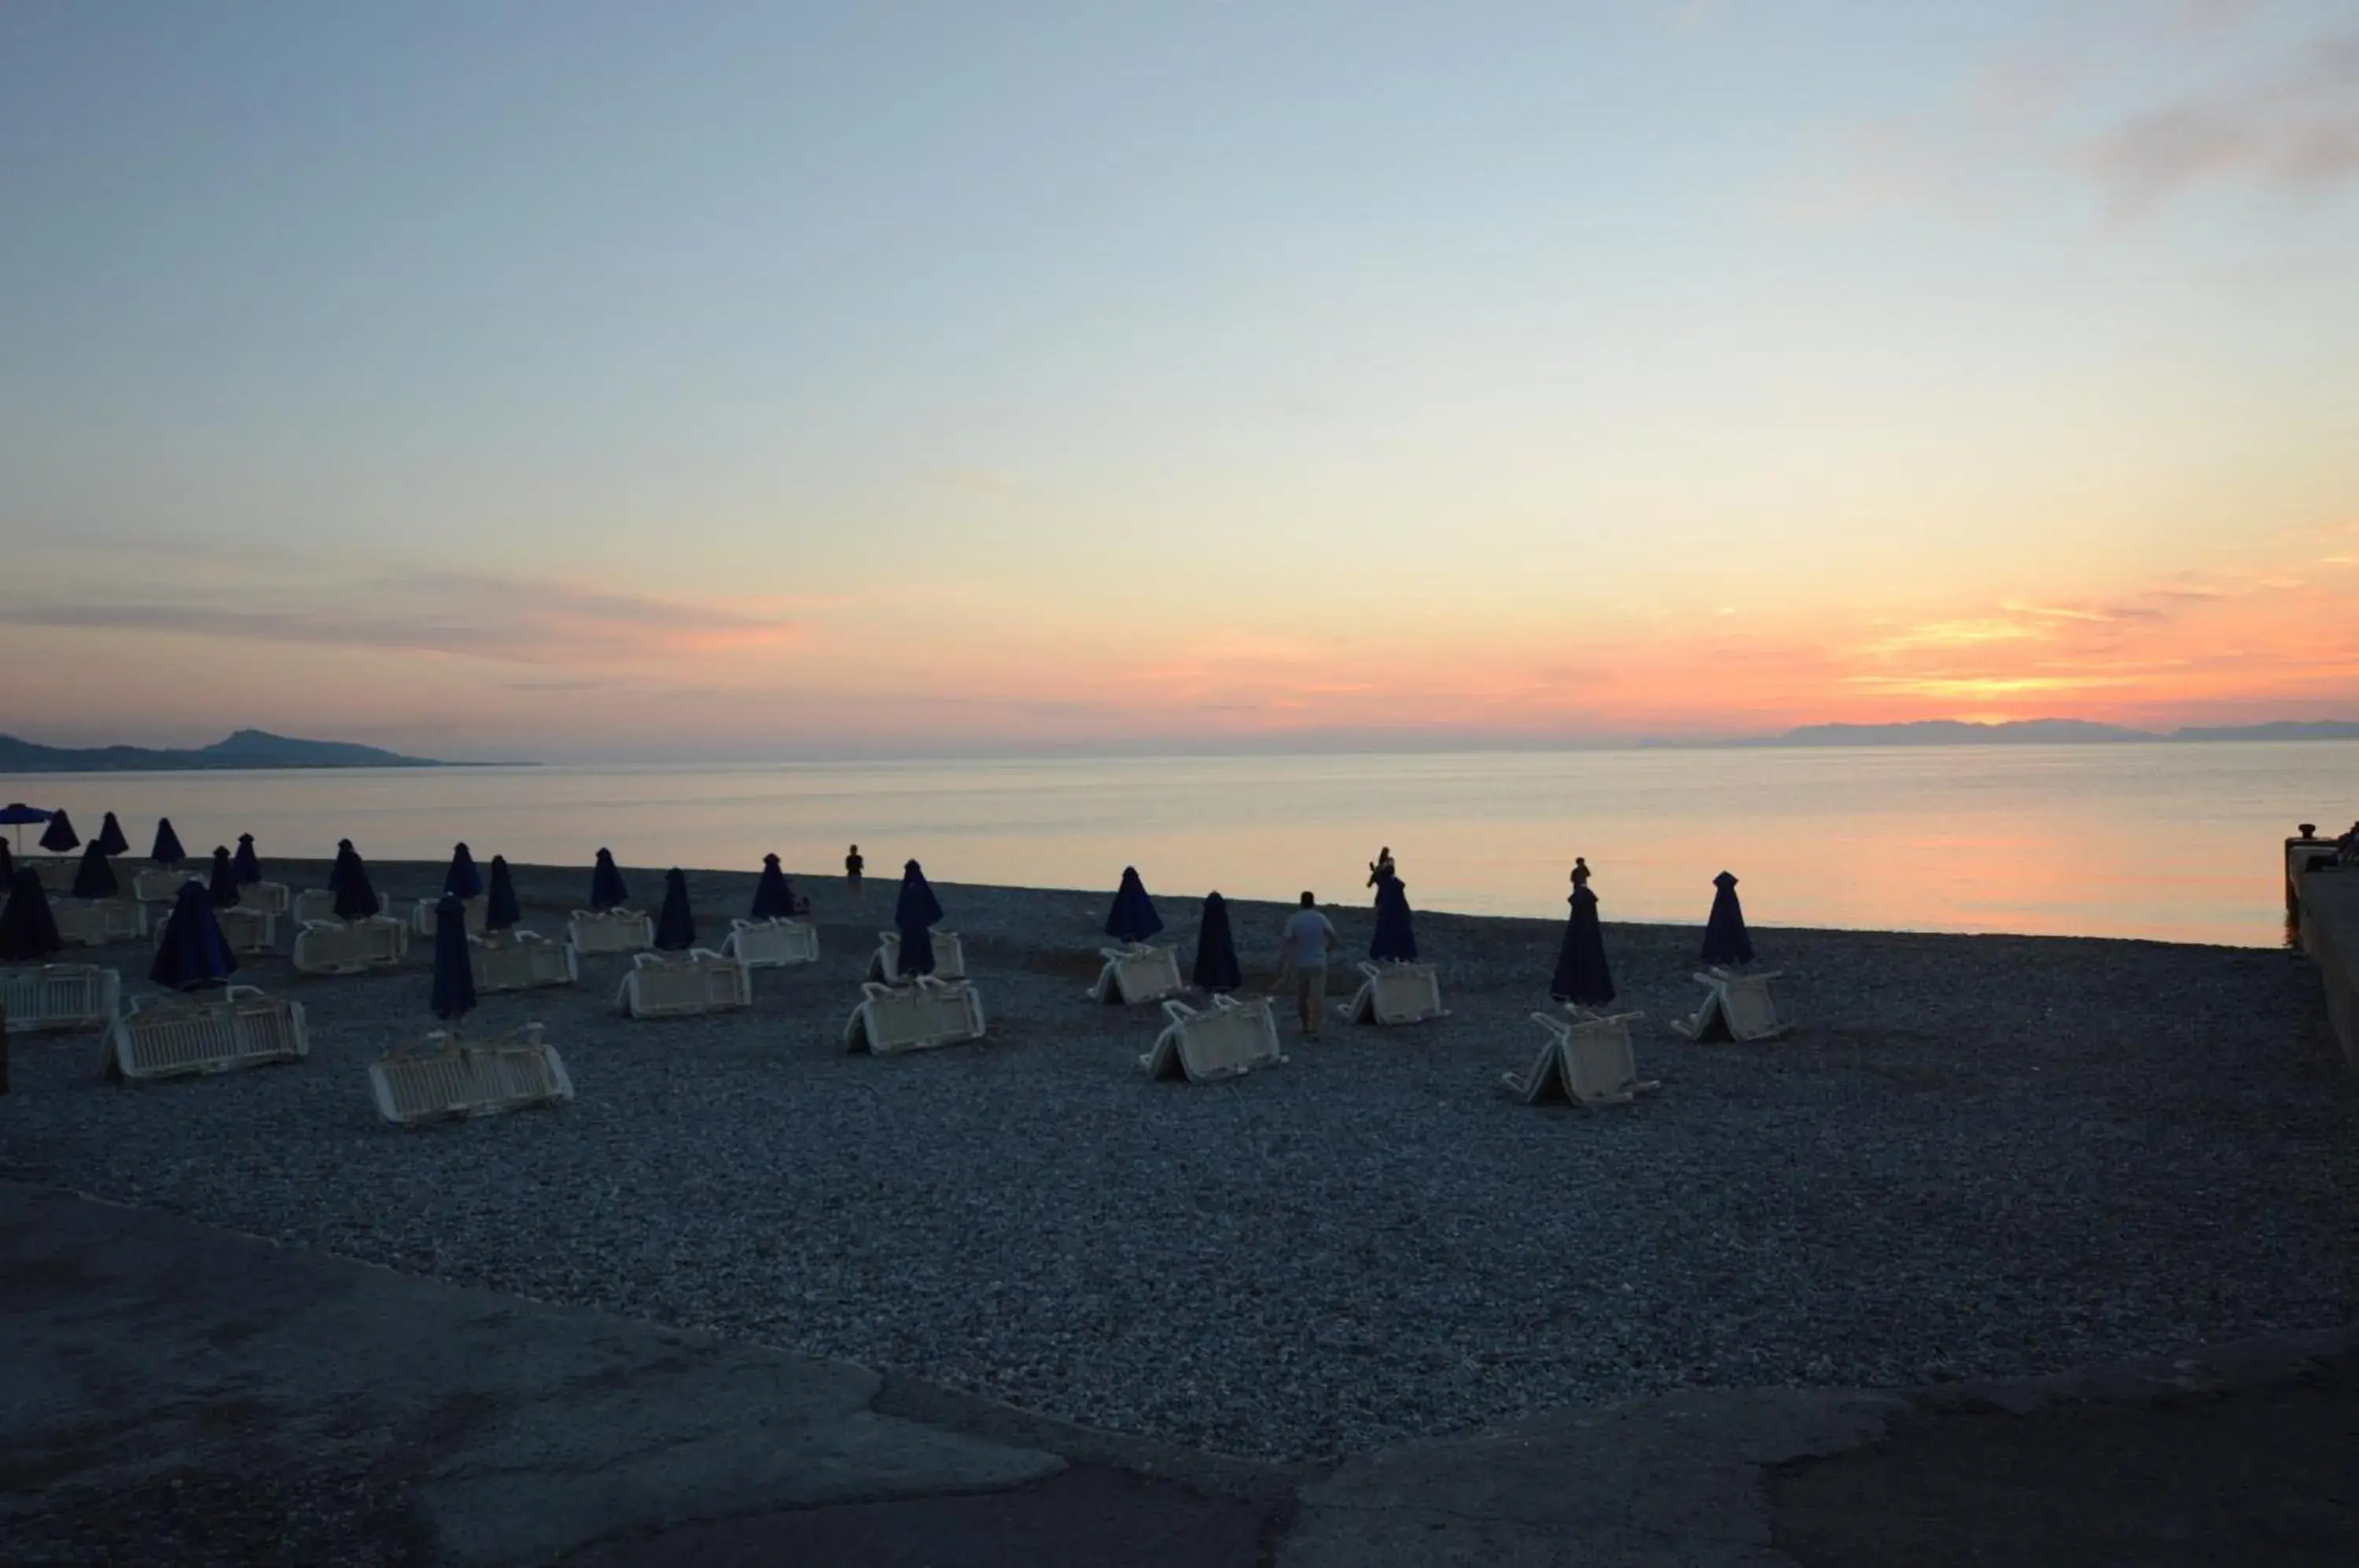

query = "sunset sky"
[{"left": 3, "top": 2, "right": 2355, "bottom": 761}]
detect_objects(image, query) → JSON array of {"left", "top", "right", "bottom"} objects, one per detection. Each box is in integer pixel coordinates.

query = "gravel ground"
[{"left": 5, "top": 858, "right": 2355, "bottom": 1463}]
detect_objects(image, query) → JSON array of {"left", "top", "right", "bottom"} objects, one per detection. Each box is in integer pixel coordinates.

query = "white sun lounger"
[
  {"left": 843, "top": 976, "right": 988, "bottom": 1055},
  {"left": 1338, "top": 960, "right": 1448, "bottom": 1025},
  {"left": 1672, "top": 968, "right": 1790, "bottom": 1043},
  {"left": 215, "top": 907, "right": 279, "bottom": 955},
  {"left": 723, "top": 916, "right": 819, "bottom": 968},
  {"left": 1087, "top": 943, "right": 1184, "bottom": 1006},
  {"left": 568, "top": 907, "right": 653, "bottom": 955},
  {"left": 1506, "top": 1006, "right": 1659, "bottom": 1107},
  {"left": 291, "top": 916, "right": 411, "bottom": 975},
  {"left": 0, "top": 963, "right": 121, "bottom": 1034},
  {"left": 104, "top": 985, "right": 309, "bottom": 1083},
  {"left": 239, "top": 882, "right": 293, "bottom": 917},
  {"left": 412, "top": 895, "right": 488, "bottom": 938},
  {"left": 53, "top": 900, "right": 148, "bottom": 948},
  {"left": 368, "top": 1024, "right": 575, "bottom": 1127},
  {"left": 868, "top": 929, "right": 967, "bottom": 983},
  {"left": 27, "top": 857, "right": 80, "bottom": 893},
  {"left": 614, "top": 949, "right": 752, "bottom": 1018},
  {"left": 470, "top": 930, "right": 579, "bottom": 992},
  {"left": 292, "top": 889, "right": 340, "bottom": 924},
  {"left": 135, "top": 869, "right": 204, "bottom": 904},
  {"left": 1140, "top": 995, "right": 1284, "bottom": 1084}
]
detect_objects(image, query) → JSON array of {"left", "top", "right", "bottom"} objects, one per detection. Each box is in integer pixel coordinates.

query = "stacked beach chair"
[
  {"left": 1504, "top": 1004, "right": 1659, "bottom": 1108},
  {"left": 569, "top": 907, "right": 653, "bottom": 955},
  {"left": 722, "top": 916, "right": 819, "bottom": 968},
  {"left": 1672, "top": 968, "right": 1790, "bottom": 1043},
  {"left": 615, "top": 948, "right": 752, "bottom": 1018},
  {"left": 1140, "top": 994, "right": 1284, "bottom": 1084},
  {"left": 105, "top": 986, "right": 309, "bottom": 1083},
  {"left": 1338, "top": 960, "right": 1448, "bottom": 1025},
  {"left": 1087, "top": 942, "right": 1183, "bottom": 1005},
  {"left": 471, "top": 929, "right": 578, "bottom": 992},
  {"left": 413, "top": 895, "right": 488, "bottom": 938},
  {"left": 293, "top": 915, "right": 411, "bottom": 974},
  {"left": 0, "top": 965, "right": 121, "bottom": 1035},
  {"left": 370, "top": 1025, "right": 574, "bottom": 1126},
  {"left": 844, "top": 974, "right": 988, "bottom": 1055},
  {"left": 869, "top": 929, "right": 966, "bottom": 982},
  {"left": 53, "top": 900, "right": 146, "bottom": 948}
]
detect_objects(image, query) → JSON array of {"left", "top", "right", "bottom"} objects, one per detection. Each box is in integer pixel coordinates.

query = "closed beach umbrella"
[
  {"left": 1191, "top": 891, "right": 1241, "bottom": 994},
  {"left": 0, "top": 803, "right": 50, "bottom": 854},
  {"left": 0, "top": 838, "right": 13, "bottom": 885},
  {"left": 208, "top": 846, "right": 241, "bottom": 909},
  {"left": 232, "top": 834, "right": 263, "bottom": 884},
  {"left": 894, "top": 859, "right": 943, "bottom": 977},
  {"left": 149, "top": 878, "right": 237, "bottom": 992},
  {"left": 151, "top": 817, "right": 186, "bottom": 867},
  {"left": 429, "top": 892, "right": 477, "bottom": 1021},
  {"left": 1549, "top": 859, "right": 1616, "bottom": 1007},
  {"left": 590, "top": 848, "right": 628, "bottom": 911},
  {"left": 95, "top": 812, "right": 130, "bottom": 857},
  {"left": 750, "top": 854, "right": 796, "bottom": 919},
  {"left": 1368, "top": 872, "right": 1419, "bottom": 963},
  {"left": 39, "top": 808, "right": 79, "bottom": 854},
  {"left": 0, "top": 867, "right": 64, "bottom": 961},
  {"left": 653, "top": 867, "right": 696, "bottom": 951},
  {"left": 1104, "top": 866, "right": 1165, "bottom": 944},
  {"left": 443, "top": 842, "right": 484, "bottom": 900},
  {"left": 327, "top": 838, "right": 356, "bottom": 889},
  {"left": 71, "top": 841, "right": 120, "bottom": 901},
  {"left": 332, "top": 845, "right": 382, "bottom": 920},
  {"left": 484, "top": 855, "right": 521, "bottom": 930},
  {"left": 1701, "top": 870, "right": 1755, "bottom": 966}
]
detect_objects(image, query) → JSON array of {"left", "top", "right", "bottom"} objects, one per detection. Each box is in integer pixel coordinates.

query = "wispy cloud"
[{"left": 2086, "top": 30, "right": 2359, "bottom": 216}]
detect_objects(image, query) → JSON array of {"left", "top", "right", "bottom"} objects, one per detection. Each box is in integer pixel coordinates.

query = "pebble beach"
[{"left": 3, "top": 857, "right": 2354, "bottom": 1463}]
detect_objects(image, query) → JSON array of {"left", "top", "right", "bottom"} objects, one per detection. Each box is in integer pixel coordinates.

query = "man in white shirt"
[{"left": 1278, "top": 891, "right": 1341, "bottom": 1040}]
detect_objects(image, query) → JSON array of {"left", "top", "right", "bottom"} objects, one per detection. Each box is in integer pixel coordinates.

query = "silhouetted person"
[
  {"left": 1278, "top": 891, "right": 1341, "bottom": 1040},
  {"left": 845, "top": 844, "right": 865, "bottom": 906}
]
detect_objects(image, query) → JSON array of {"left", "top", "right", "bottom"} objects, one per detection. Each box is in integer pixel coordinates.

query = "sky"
[{"left": 2, "top": 1, "right": 2355, "bottom": 762}]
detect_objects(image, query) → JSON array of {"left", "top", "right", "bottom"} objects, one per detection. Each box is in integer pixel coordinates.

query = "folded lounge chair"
[
  {"left": 1338, "top": 960, "right": 1448, "bottom": 1026},
  {"left": 0, "top": 963, "right": 121, "bottom": 1034},
  {"left": 1140, "top": 994, "right": 1284, "bottom": 1084},
  {"left": 135, "top": 869, "right": 202, "bottom": 904},
  {"left": 412, "top": 895, "right": 488, "bottom": 939},
  {"left": 1671, "top": 968, "right": 1790, "bottom": 1043},
  {"left": 722, "top": 916, "right": 819, "bottom": 968},
  {"left": 291, "top": 916, "right": 411, "bottom": 975},
  {"left": 239, "top": 882, "right": 293, "bottom": 918},
  {"left": 104, "top": 985, "right": 309, "bottom": 1082},
  {"left": 470, "top": 930, "right": 579, "bottom": 992},
  {"left": 53, "top": 900, "right": 147, "bottom": 948},
  {"left": 368, "top": 1024, "right": 575, "bottom": 1127},
  {"left": 1505, "top": 1005, "right": 1659, "bottom": 1107},
  {"left": 869, "top": 929, "right": 966, "bottom": 983},
  {"left": 215, "top": 907, "right": 279, "bottom": 955},
  {"left": 292, "top": 889, "right": 339, "bottom": 924},
  {"left": 28, "top": 858, "right": 80, "bottom": 894},
  {"left": 1087, "top": 943, "right": 1184, "bottom": 1006},
  {"left": 614, "top": 949, "right": 751, "bottom": 1018},
  {"left": 843, "top": 975, "right": 988, "bottom": 1055},
  {"left": 568, "top": 907, "right": 654, "bottom": 955}
]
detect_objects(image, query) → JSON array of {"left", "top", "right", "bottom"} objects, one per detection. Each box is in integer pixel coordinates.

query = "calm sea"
[{"left": 6, "top": 742, "right": 2347, "bottom": 948}]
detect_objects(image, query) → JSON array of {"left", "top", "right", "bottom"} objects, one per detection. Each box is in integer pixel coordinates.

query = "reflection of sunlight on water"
[{"left": 6, "top": 741, "right": 2350, "bottom": 948}]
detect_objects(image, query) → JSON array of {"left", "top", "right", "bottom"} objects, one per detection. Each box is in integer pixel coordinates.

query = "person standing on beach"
[
  {"left": 845, "top": 845, "right": 865, "bottom": 906},
  {"left": 1278, "top": 891, "right": 1341, "bottom": 1040}
]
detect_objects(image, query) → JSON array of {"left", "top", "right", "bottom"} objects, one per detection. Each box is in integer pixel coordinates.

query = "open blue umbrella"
[
  {"left": 208, "top": 846, "right": 241, "bottom": 909},
  {"left": 71, "top": 841, "right": 120, "bottom": 901},
  {"left": 150, "top": 878, "right": 237, "bottom": 992},
  {"left": 151, "top": 817, "right": 186, "bottom": 867},
  {"left": 590, "top": 848, "right": 628, "bottom": 911},
  {"left": 1549, "top": 859, "right": 1615, "bottom": 1007},
  {"left": 894, "top": 859, "right": 942, "bottom": 977},
  {"left": 326, "top": 838, "right": 356, "bottom": 889},
  {"left": 1368, "top": 872, "right": 1419, "bottom": 963},
  {"left": 1, "top": 803, "right": 51, "bottom": 855},
  {"left": 1104, "top": 867, "right": 1165, "bottom": 944},
  {"left": 1191, "top": 891, "right": 1241, "bottom": 994},
  {"left": 39, "top": 808, "right": 79, "bottom": 854},
  {"left": 429, "top": 891, "right": 477, "bottom": 1021},
  {"left": 232, "top": 834, "right": 263, "bottom": 884},
  {"left": 750, "top": 854, "right": 796, "bottom": 919},
  {"left": 443, "top": 842, "right": 484, "bottom": 900},
  {"left": 653, "top": 867, "right": 696, "bottom": 951},
  {"left": 332, "top": 845, "right": 382, "bottom": 920},
  {"left": 1701, "top": 870, "right": 1755, "bottom": 966},
  {"left": 484, "top": 855, "right": 521, "bottom": 930},
  {"left": 94, "top": 812, "right": 130, "bottom": 857},
  {"left": 0, "top": 867, "right": 64, "bottom": 961}
]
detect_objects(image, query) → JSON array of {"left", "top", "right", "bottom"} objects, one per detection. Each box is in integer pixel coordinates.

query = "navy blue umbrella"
[
  {"left": 590, "top": 848, "right": 628, "bottom": 911},
  {"left": 232, "top": 834, "right": 263, "bottom": 884},
  {"left": 653, "top": 867, "right": 696, "bottom": 951},
  {"left": 149, "top": 878, "right": 237, "bottom": 991},
  {"left": 71, "top": 841, "right": 119, "bottom": 901},
  {"left": 1548, "top": 859, "right": 1615, "bottom": 1007},
  {"left": 1191, "top": 891, "right": 1241, "bottom": 994},
  {"left": 94, "top": 811, "right": 131, "bottom": 857},
  {"left": 208, "top": 846, "right": 241, "bottom": 909},
  {"left": 0, "top": 802, "right": 50, "bottom": 856},
  {"left": 1103, "top": 866, "right": 1165, "bottom": 944},
  {"left": 0, "top": 837, "right": 13, "bottom": 886},
  {"left": 429, "top": 892, "right": 477, "bottom": 1021},
  {"left": 1700, "top": 870, "right": 1755, "bottom": 966},
  {"left": 39, "top": 808, "right": 79, "bottom": 854},
  {"left": 151, "top": 817, "right": 186, "bottom": 867},
  {"left": 443, "top": 842, "right": 484, "bottom": 900},
  {"left": 750, "top": 854, "right": 796, "bottom": 919},
  {"left": 484, "top": 855, "right": 521, "bottom": 930},
  {"left": 326, "top": 838, "right": 356, "bottom": 889},
  {"left": 0, "top": 867, "right": 64, "bottom": 961},
  {"left": 1368, "top": 872, "right": 1419, "bottom": 963},
  {"left": 894, "top": 859, "right": 942, "bottom": 977},
  {"left": 332, "top": 846, "right": 382, "bottom": 920}
]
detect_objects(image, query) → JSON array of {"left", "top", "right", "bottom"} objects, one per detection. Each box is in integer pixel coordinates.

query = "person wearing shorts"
[{"left": 1278, "top": 891, "right": 1340, "bottom": 1040}]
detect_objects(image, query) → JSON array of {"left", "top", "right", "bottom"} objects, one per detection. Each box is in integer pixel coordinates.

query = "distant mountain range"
[
  {"left": 0, "top": 729, "right": 483, "bottom": 772},
  {"left": 1749, "top": 719, "right": 2359, "bottom": 747}
]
